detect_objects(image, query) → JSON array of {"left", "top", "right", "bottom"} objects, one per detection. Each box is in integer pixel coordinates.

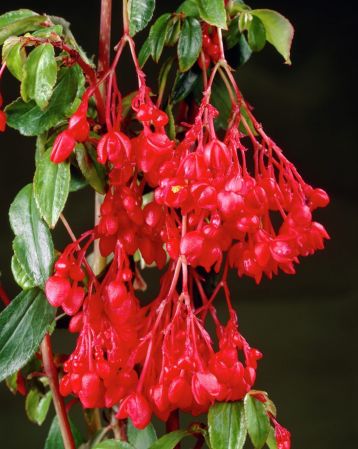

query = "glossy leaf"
[
  {"left": 45, "top": 415, "right": 84, "bottom": 449},
  {"left": 75, "top": 143, "right": 106, "bottom": 194},
  {"left": 149, "top": 13, "right": 172, "bottom": 62},
  {"left": 251, "top": 9, "right": 294, "bottom": 64},
  {"left": 244, "top": 394, "right": 270, "bottom": 449},
  {"left": 2, "top": 37, "right": 27, "bottom": 81},
  {"left": 25, "top": 389, "right": 52, "bottom": 425},
  {"left": 0, "top": 13, "right": 47, "bottom": 45},
  {"left": 93, "top": 440, "right": 135, "bottom": 449},
  {"left": 9, "top": 184, "right": 54, "bottom": 286},
  {"left": 248, "top": 16, "right": 266, "bottom": 52},
  {"left": 33, "top": 148, "right": 70, "bottom": 228},
  {"left": 138, "top": 37, "right": 151, "bottom": 67},
  {"left": 171, "top": 70, "right": 199, "bottom": 104},
  {"left": 148, "top": 430, "right": 190, "bottom": 449},
  {"left": 197, "top": 0, "right": 227, "bottom": 29},
  {"left": 177, "top": 0, "right": 200, "bottom": 17},
  {"left": 165, "top": 17, "right": 181, "bottom": 47},
  {"left": 178, "top": 17, "right": 202, "bottom": 72},
  {"left": 208, "top": 401, "right": 247, "bottom": 449},
  {"left": 11, "top": 254, "right": 36, "bottom": 289},
  {"left": 129, "top": 0, "right": 155, "bottom": 36},
  {"left": 127, "top": 418, "right": 157, "bottom": 449},
  {"left": 5, "top": 66, "right": 83, "bottom": 136},
  {"left": 0, "top": 288, "right": 55, "bottom": 382},
  {"left": 21, "top": 44, "right": 57, "bottom": 109}
]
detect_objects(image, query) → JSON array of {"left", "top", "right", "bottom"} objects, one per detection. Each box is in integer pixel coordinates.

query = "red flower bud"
[
  {"left": 45, "top": 276, "right": 71, "bottom": 307},
  {"left": 117, "top": 392, "right": 152, "bottom": 429},
  {"left": 51, "top": 131, "right": 76, "bottom": 163}
]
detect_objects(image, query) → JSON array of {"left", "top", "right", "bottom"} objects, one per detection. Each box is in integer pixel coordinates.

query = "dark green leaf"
[
  {"left": 148, "top": 430, "right": 190, "bottom": 449},
  {"left": 149, "top": 14, "right": 172, "bottom": 62},
  {"left": 21, "top": 43, "right": 58, "bottom": 109},
  {"left": 35, "top": 132, "right": 48, "bottom": 165},
  {"left": 165, "top": 18, "right": 181, "bottom": 47},
  {"left": 2, "top": 37, "right": 27, "bottom": 81},
  {"left": 138, "top": 37, "right": 151, "bottom": 67},
  {"left": 251, "top": 9, "right": 294, "bottom": 64},
  {"left": 33, "top": 148, "right": 70, "bottom": 228},
  {"left": 177, "top": 0, "right": 200, "bottom": 17},
  {"left": 208, "top": 401, "right": 247, "bottom": 449},
  {"left": 237, "top": 34, "right": 252, "bottom": 66},
  {"left": 5, "top": 65, "right": 83, "bottom": 136},
  {"left": 171, "top": 70, "right": 199, "bottom": 104},
  {"left": 45, "top": 415, "right": 84, "bottom": 449},
  {"left": 127, "top": 418, "right": 157, "bottom": 449},
  {"left": 244, "top": 394, "right": 270, "bottom": 449},
  {"left": 69, "top": 168, "right": 88, "bottom": 192},
  {"left": 92, "top": 440, "right": 135, "bottom": 449},
  {"left": 0, "top": 14, "right": 48, "bottom": 45},
  {"left": 225, "top": 16, "right": 240, "bottom": 49},
  {"left": 25, "top": 389, "right": 52, "bottom": 425},
  {"left": 129, "top": 0, "right": 155, "bottom": 36},
  {"left": 75, "top": 143, "right": 106, "bottom": 194},
  {"left": 11, "top": 254, "right": 36, "bottom": 289},
  {"left": 197, "top": 0, "right": 227, "bottom": 29},
  {"left": 178, "top": 17, "right": 202, "bottom": 72},
  {"left": 247, "top": 16, "right": 266, "bottom": 52},
  {"left": 0, "top": 288, "right": 55, "bottom": 382},
  {"left": 9, "top": 184, "right": 54, "bottom": 286}
]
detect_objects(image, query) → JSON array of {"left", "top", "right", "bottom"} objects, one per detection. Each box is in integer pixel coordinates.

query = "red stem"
[
  {"left": 98, "top": 0, "right": 112, "bottom": 74},
  {"left": 0, "top": 284, "right": 10, "bottom": 306},
  {"left": 41, "top": 334, "right": 75, "bottom": 449}
]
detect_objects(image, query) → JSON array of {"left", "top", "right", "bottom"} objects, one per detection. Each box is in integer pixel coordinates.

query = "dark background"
[{"left": 0, "top": 1, "right": 357, "bottom": 448}]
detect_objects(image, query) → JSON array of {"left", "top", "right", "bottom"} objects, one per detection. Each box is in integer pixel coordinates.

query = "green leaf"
[
  {"left": 244, "top": 394, "right": 270, "bottom": 449},
  {"left": 45, "top": 415, "right": 84, "bottom": 449},
  {"left": 75, "top": 143, "right": 106, "bottom": 194},
  {"left": 0, "top": 9, "right": 37, "bottom": 28},
  {"left": 166, "top": 103, "right": 176, "bottom": 141},
  {"left": 32, "top": 25, "right": 63, "bottom": 38},
  {"left": 251, "top": 9, "right": 294, "bottom": 64},
  {"left": 138, "top": 37, "right": 151, "bottom": 67},
  {"left": 178, "top": 17, "right": 202, "bottom": 72},
  {"left": 165, "top": 18, "right": 181, "bottom": 47},
  {"left": 237, "top": 34, "right": 252, "bottom": 66},
  {"left": 266, "top": 427, "right": 278, "bottom": 449},
  {"left": 33, "top": 147, "right": 70, "bottom": 227},
  {"left": 127, "top": 418, "right": 157, "bottom": 449},
  {"left": 171, "top": 70, "right": 199, "bottom": 104},
  {"left": 0, "top": 14, "right": 48, "bottom": 45},
  {"left": 92, "top": 440, "right": 135, "bottom": 449},
  {"left": 11, "top": 254, "right": 37, "bottom": 289},
  {"left": 197, "top": 0, "right": 227, "bottom": 29},
  {"left": 129, "top": 0, "right": 155, "bottom": 36},
  {"left": 2, "top": 37, "right": 27, "bottom": 81},
  {"left": 21, "top": 43, "right": 58, "bottom": 109},
  {"left": 149, "top": 14, "right": 172, "bottom": 62},
  {"left": 177, "top": 0, "right": 200, "bottom": 17},
  {"left": 0, "top": 288, "right": 55, "bottom": 382},
  {"left": 208, "top": 401, "right": 247, "bottom": 449},
  {"left": 25, "top": 389, "right": 52, "bottom": 425},
  {"left": 247, "top": 16, "right": 266, "bottom": 52},
  {"left": 9, "top": 184, "right": 54, "bottom": 287},
  {"left": 5, "top": 65, "right": 82, "bottom": 136},
  {"left": 148, "top": 430, "right": 190, "bottom": 449},
  {"left": 69, "top": 168, "right": 88, "bottom": 192}
]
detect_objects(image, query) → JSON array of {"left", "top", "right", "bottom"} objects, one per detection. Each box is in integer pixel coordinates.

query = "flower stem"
[
  {"left": 166, "top": 410, "right": 180, "bottom": 448},
  {"left": 41, "top": 334, "right": 75, "bottom": 449}
]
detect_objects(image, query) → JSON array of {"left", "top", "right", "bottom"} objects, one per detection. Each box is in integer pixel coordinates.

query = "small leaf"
[
  {"left": 178, "top": 17, "right": 202, "bottom": 72},
  {"left": 165, "top": 17, "right": 181, "bottom": 47},
  {"left": 75, "top": 143, "right": 106, "bottom": 194},
  {"left": 177, "top": 0, "right": 200, "bottom": 17},
  {"left": 237, "top": 34, "right": 252, "bottom": 66},
  {"left": 251, "top": 9, "right": 294, "bottom": 64},
  {"left": 149, "top": 13, "right": 172, "bottom": 62},
  {"left": 208, "top": 401, "right": 247, "bottom": 449},
  {"left": 197, "top": 0, "right": 227, "bottom": 29},
  {"left": 5, "top": 65, "right": 83, "bottom": 136},
  {"left": 129, "top": 0, "right": 155, "bottom": 36},
  {"left": 21, "top": 43, "right": 58, "bottom": 109},
  {"left": 171, "top": 70, "right": 199, "bottom": 104},
  {"left": 266, "top": 427, "right": 278, "bottom": 449},
  {"left": 33, "top": 148, "right": 71, "bottom": 228},
  {"left": 11, "top": 254, "right": 36, "bottom": 289},
  {"left": 127, "top": 418, "right": 157, "bottom": 449},
  {"left": 138, "top": 37, "right": 151, "bottom": 67},
  {"left": 0, "top": 288, "right": 55, "bottom": 382},
  {"left": 25, "top": 389, "right": 52, "bottom": 425},
  {"left": 2, "top": 37, "right": 27, "bottom": 81},
  {"left": 92, "top": 440, "right": 135, "bottom": 449},
  {"left": 166, "top": 103, "right": 176, "bottom": 141},
  {"left": 45, "top": 415, "right": 84, "bottom": 449},
  {"left": 9, "top": 184, "right": 54, "bottom": 286},
  {"left": 148, "top": 430, "right": 190, "bottom": 449},
  {"left": 244, "top": 394, "right": 270, "bottom": 449},
  {"left": 0, "top": 13, "right": 47, "bottom": 45},
  {"left": 32, "top": 25, "right": 63, "bottom": 38},
  {"left": 247, "top": 16, "right": 266, "bottom": 52}
]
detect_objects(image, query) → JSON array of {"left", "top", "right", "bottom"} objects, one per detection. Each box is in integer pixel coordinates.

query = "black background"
[{"left": 0, "top": 1, "right": 357, "bottom": 448}]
